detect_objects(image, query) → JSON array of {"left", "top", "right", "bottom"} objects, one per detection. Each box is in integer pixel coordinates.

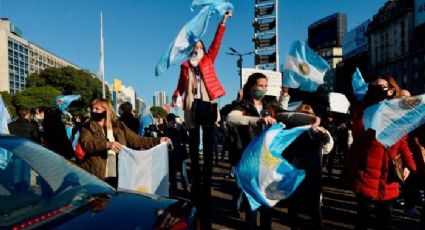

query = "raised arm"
[{"left": 207, "top": 12, "right": 232, "bottom": 62}]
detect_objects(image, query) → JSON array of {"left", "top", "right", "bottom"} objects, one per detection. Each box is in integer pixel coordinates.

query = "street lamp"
[{"left": 226, "top": 47, "right": 254, "bottom": 88}]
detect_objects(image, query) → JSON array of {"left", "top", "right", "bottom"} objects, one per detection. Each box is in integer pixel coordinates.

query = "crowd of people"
[{"left": 6, "top": 12, "right": 425, "bottom": 230}]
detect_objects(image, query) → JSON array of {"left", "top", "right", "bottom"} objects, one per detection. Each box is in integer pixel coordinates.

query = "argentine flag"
[
  {"left": 55, "top": 95, "right": 81, "bottom": 114},
  {"left": 287, "top": 101, "right": 303, "bottom": 111},
  {"left": 0, "top": 95, "right": 12, "bottom": 134},
  {"left": 138, "top": 101, "right": 154, "bottom": 136},
  {"left": 155, "top": 0, "right": 233, "bottom": 76},
  {"left": 363, "top": 93, "right": 425, "bottom": 147},
  {"left": 236, "top": 123, "right": 308, "bottom": 210},
  {"left": 118, "top": 144, "right": 169, "bottom": 196},
  {"left": 352, "top": 68, "right": 368, "bottom": 101},
  {"left": 283, "top": 41, "right": 330, "bottom": 92}
]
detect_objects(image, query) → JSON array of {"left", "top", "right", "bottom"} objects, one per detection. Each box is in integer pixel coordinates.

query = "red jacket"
[
  {"left": 347, "top": 103, "right": 416, "bottom": 200},
  {"left": 173, "top": 24, "right": 226, "bottom": 109}
]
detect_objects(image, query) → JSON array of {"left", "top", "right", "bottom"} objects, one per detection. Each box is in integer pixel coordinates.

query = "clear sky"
[{"left": 0, "top": 0, "right": 386, "bottom": 108}]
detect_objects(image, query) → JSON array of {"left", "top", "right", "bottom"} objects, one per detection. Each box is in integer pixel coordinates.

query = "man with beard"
[{"left": 171, "top": 12, "right": 231, "bottom": 230}]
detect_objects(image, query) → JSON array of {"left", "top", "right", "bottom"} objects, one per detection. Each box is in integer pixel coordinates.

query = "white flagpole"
[{"left": 100, "top": 11, "right": 105, "bottom": 99}]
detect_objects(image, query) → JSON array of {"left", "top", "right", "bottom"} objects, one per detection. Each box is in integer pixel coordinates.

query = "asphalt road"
[{"left": 170, "top": 153, "right": 423, "bottom": 230}]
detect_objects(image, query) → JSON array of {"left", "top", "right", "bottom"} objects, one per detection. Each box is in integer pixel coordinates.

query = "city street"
[{"left": 172, "top": 153, "right": 423, "bottom": 230}]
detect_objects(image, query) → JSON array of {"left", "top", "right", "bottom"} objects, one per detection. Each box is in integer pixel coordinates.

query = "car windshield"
[{"left": 0, "top": 137, "right": 114, "bottom": 227}]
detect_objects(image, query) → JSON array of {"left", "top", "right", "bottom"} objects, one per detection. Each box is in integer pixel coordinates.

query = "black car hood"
[{"left": 37, "top": 191, "right": 194, "bottom": 229}]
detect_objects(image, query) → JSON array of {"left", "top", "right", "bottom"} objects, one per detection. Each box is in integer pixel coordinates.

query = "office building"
[{"left": 0, "top": 18, "right": 79, "bottom": 93}]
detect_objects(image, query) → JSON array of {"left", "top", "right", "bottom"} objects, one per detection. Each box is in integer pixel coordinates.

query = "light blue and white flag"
[
  {"left": 0, "top": 147, "right": 13, "bottom": 170},
  {"left": 138, "top": 101, "right": 154, "bottom": 136},
  {"left": 363, "top": 93, "right": 425, "bottom": 147},
  {"left": 0, "top": 95, "right": 12, "bottom": 134},
  {"left": 155, "top": 0, "right": 233, "bottom": 76},
  {"left": 352, "top": 68, "right": 368, "bottom": 101},
  {"left": 55, "top": 95, "right": 80, "bottom": 114},
  {"left": 236, "top": 123, "right": 308, "bottom": 210},
  {"left": 72, "top": 130, "right": 80, "bottom": 151},
  {"left": 283, "top": 41, "right": 330, "bottom": 92},
  {"left": 118, "top": 143, "right": 169, "bottom": 196},
  {"left": 287, "top": 101, "right": 303, "bottom": 111}
]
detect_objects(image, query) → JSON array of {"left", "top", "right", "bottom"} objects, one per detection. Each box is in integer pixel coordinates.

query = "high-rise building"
[
  {"left": 0, "top": 18, "right": 80, "bottom": 93},
  {"left": 308, "top": 13, "right": 347, "bottom": 93},
  {"left": 153, "top": 91, "right": 167, "bottom": 107},
  {"left": 253, "top": 0, "right": 279, "bottom": 71}
]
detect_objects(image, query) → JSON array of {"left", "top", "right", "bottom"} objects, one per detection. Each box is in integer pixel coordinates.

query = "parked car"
[{"left": 0, "top": 135, "right": 196, "bottom": 229}]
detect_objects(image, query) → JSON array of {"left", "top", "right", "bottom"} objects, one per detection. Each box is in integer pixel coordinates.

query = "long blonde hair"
[{"left": 91, "top": 99, "right": 117, "bottom": 131}]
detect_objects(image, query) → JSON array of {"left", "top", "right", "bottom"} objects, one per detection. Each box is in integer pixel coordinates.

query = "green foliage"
[
  {"left": 150, "top": 106, "right": 167, "bottom": 119},
  {"left": 0, "top": 91, "right": 16, "bottom": 118},
  {"left": 26, "top": 66, "right": 111, "bottom": 113},
  {"left": 12, "top": 86, "right": 61, "bottom": 111}
]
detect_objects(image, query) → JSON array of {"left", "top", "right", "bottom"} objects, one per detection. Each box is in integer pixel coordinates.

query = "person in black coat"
[{"left": 8, "top": 108, "right": 41, "bottom": 143}]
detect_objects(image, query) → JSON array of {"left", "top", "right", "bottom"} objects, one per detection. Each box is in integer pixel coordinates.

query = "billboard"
[
  {"left": 308, "top": 13, "right": 347, "bottom": 50},
  {"left": 415, "top": 0, "right": 425, "bottom": 27},
  {"left": 241, "top": 68, "right": 282, "bottom": 97},
  {"left": 343, "top": 20, "right": 370, "bottom": 60}
]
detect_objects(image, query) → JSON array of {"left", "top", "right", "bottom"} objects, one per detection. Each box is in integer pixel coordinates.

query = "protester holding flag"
[
  {"left": 345, "top": 76, "right": 416, "bottom": 229},
  {"left": 171, "top": 11, "right": 231, "bottom": 229},
  {"left": 226, "top": 72, "right": 278, "bottom": 229},
  {"left": 79, "top": 99, "right": 171, "bottom": 188},
  {"left": 227, "top": 73, "right": 319, "bottom": 229},
  {"left": 283, "top": 103, "right": 333, "bottom": 230}
]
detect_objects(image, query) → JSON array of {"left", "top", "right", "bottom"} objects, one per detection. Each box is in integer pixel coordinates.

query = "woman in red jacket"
[
  {"left": 347, "top": 76, "right": 416, "bottom": 229},
  {"left": 172, "top": 12, "right": 231, "bottom": 230}
]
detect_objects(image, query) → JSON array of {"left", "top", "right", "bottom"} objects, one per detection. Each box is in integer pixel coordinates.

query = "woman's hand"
[
  {"left": 221, "top": 11, "right": 232, "bottom": 24},
  {"left": 403, "top": 167, "right": 410, "bottom": 181},
  {"left": 258, "top": 116, "right": 276, "bottom": 125},
  {"left": 311, "top": 116, "right": 321, "bottom": 128},
  {"left": 107, "top": 141, "right": 122, "bottom": 153},
  {"left": 160, "top": 137, "right": 173, "bottom": 150}
]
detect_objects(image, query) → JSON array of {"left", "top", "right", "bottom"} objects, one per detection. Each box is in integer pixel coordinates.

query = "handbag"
[
  {"left": 75, "top": 142, "right": 86, "bottom": 160},
  {"left": 388, "top": 153, "right": 404, "bottom": 183},
  {"left": 191, "top": 99, "right": 217, "bottom": 125}
]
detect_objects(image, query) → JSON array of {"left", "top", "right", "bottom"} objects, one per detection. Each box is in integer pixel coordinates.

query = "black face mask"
[
  {"left": 367, "top": 85, "right": 389, "bottom": 103},
  {"left": 90, "top": 111, "right": 106, "bottom": 121}
]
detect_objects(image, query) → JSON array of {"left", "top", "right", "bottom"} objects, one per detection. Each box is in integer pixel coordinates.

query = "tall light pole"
[
  {"left": 226, "top": 47, "right": 254, "bottom": 88},
  {"left": 99, "top": 11, "right": 105, "bottom": 99}
]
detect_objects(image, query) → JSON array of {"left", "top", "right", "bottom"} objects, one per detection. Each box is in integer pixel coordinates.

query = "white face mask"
[
  {"left": 190, "top": 49, "right": 204, "bottom": 67},
  {"left": 35, "top": 114, "right": 44, "bottom": 120}
]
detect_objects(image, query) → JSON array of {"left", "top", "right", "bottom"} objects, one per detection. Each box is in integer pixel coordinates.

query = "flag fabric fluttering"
[
  {"left": 283, "top": 41, "right": 330, "bottom": 92},
  {"left": 155, "top": 0, "right": 233, "bottom": 76},
  {"left": 329, "top": 92, "right": 350, "bottom": 114},
  {"left": 352, "top": 68, "right": 368, "bottom": 101},
  {"left": 236, "top": 123, "right": 308, "bottom": 211},
  {"left": 55, "top": 95, "right": 81, "bottom": 114},
  {"left": 118, "top": 144, "right": 169, "bottom": 196},
  {"left": 0, "top": 95, "right": 12, "bottom": 134},
  {"left": 363, "top": 93, "right": 425, "bottom": 147},
  {"left": 138, "top": 101, "right": 154, "bottom": 136},
  {"left": 286, "top": 101, "right": 303, "bottom": 111}
]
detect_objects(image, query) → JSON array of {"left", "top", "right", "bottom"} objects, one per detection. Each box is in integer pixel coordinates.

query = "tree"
[
  {"left": 0, "top": 91, "right": 16, "bottom": 118},
  {"left": 150, "top": 106, "right": 167, "bottom": 120},
  {"left": 12, "top": 86, "right": 61, "bottom": 111},
  {"left": 26, "top": 66, "right": 110, "bottom": 113}
]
